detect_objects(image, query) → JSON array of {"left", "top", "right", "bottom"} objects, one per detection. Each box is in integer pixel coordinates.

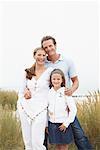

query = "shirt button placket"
[{"left": 34, "top": 82, "right": 37, "bottom": 91}]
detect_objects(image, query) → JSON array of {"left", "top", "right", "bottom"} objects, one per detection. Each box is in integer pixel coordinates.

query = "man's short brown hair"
[{"left": 41, "top": 36, "right": 56, "bottom": 48}]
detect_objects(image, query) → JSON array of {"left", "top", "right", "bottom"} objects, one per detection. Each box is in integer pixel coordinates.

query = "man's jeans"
[
  {"left": 44, "top": 117, "right": 93, "bottom": 150},
  {"left": 43, "top": 131, "right": 48, "bottom": 150},
  {"left": 71, "top": 116, "right": 93, "bottom": 150}
]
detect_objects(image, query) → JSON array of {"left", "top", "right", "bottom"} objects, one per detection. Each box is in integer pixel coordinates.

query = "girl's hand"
[
  {"left": 24, "top": 88, "right": 31, "bottom": 99},
  {"left": 59, "top": 124, "right": 67, "bottom": 132}
]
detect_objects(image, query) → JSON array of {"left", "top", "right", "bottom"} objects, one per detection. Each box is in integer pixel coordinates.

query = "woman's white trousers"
[{"left": 19, "top": 109, "right": 47, "bottom": 150}]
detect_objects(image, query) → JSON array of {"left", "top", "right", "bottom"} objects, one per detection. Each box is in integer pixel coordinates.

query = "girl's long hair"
[
  {"left": 25, "top": 47, "right": 44, "bottom": 80},
  {"left": 49, "top": 69, "right": 66, "bottom": 88}
]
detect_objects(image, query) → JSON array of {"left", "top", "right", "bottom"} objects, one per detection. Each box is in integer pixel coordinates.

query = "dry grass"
[
  {"left": 77, "top": 90, "right": 100, "bottom": 149},
  {"left": 0, "top": 90, "right": 100, "bottom": 149},
  {"left": 0, "top": 90, "right": 18, "bottom": 110},
  {"left": 0, "top": 109, "right": 24, "bottom": 150}
]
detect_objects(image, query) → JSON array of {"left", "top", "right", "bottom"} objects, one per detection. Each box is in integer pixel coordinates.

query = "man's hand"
[
  {"left": 59, "top": 123, "right": 67, "bottom": 132},
  {"left": 65, "top": 76, "right": 79, "bottom": 96},
  {"left": 24, "top": 88, "right": 31, "bottom": 99},
  {"left": 64, "top": 87, "right": 74, "bottom": 96}
]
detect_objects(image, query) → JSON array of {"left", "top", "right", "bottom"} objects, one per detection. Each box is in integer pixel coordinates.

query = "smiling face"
[
  {"left": 34, "top": 48, "right": 46, "bottom": 65},
  {"left": 42, "top": 39, "right": 56, "bottom": 57},
  {"left": 51, "top": 73, "right": 63, "bottom": 90}
]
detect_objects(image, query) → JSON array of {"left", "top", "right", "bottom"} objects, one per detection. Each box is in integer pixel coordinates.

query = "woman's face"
[{"left": 34, "top": 49, "right": 46, "bottom": 65}]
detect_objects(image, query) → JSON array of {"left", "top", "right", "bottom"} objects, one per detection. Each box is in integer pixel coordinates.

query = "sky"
[{"left": 0, "top": 0, "right": 99, "bottom": 95}]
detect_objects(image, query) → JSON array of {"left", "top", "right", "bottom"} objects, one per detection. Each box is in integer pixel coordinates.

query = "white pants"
[{"left": 19, "top": 109, "right": 47, "bottom": 150}]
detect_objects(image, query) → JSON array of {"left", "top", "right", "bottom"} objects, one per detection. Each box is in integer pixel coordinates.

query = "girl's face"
[
  {"left": 34, "top": 49, "right": 46, "bottom": 65},
  {"left": 51, "top": 73, "right": 63, "bottom": 90}
]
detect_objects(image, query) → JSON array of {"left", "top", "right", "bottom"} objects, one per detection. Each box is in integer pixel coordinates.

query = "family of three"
[{"left": 17, "top": 36, "right": 92, "bottom": 150}]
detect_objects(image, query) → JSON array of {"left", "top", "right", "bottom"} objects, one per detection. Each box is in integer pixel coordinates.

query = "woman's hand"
[
  {"left": 59, "top": 123, "right": 67, "bottom": 132},
  {"left": 24, "top": 88, "right": 31, "bottom": 99}
]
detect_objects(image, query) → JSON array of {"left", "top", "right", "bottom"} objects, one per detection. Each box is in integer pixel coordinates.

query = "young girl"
[{"left": 48, "top": 69, "right": 77, "bottom": 150}]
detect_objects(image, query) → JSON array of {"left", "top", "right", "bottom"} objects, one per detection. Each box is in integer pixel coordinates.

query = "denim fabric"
[
  {"left": 44, "top": 117, "right": 93, "bottom": 150},
  {"left": 48, "top": 121, "right": 73, "bottom": 144},
  {"left": 43, "top": 132, "right": 48, "bottom": 150},
  {"left": 71, "top": 117, "right": 93, "bottom": 150}
]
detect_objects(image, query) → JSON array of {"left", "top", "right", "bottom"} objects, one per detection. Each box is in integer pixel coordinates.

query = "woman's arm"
[{"left": 18, "top": 71, "right": 28, "bottom": 99}]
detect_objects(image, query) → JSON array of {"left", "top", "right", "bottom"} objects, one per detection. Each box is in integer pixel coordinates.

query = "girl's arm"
[{"left": 63, "top": 96, "right": 77, "bottom": 128}]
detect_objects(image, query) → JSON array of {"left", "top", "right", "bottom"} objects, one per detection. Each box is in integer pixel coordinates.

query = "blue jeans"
[
  {"left": 43, "top": 131, "right": 48, "bottom": 150},
  {"left": 71, "top": 116, "right": 93, "bottom": 150}
]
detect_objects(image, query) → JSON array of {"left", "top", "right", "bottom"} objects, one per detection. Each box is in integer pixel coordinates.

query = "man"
[
  {"left": 42, "top": 36, "right": 93, "bottom": 150},
  {"left": 25, "top": 36, "right": 93, "bottom": 150}
]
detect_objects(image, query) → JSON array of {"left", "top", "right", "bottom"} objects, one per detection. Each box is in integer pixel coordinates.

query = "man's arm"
[{"left": 65, "top": 76, "right": 79, "bottom": 96}]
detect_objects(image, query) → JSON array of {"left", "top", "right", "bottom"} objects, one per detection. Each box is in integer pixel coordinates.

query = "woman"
[{"left": 17, "top": 47, "right": 52, "bottom": 150}]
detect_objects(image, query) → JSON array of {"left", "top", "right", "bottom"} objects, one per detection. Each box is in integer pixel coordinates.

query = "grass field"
[{"left": 0, "top": 90, "right": 100, "bottom": 150}]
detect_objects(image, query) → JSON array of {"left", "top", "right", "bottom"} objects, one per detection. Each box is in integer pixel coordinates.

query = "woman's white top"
[
  {"left": 17, "top": 67, "right": 53, "bottom": 120},
  {"left": 48, "top": 87, "right": 77, "bottom": 127}
]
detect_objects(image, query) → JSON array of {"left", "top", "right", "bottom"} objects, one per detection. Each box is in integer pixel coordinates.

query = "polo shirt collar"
[{"left": 45, "top": 54, "right": 63, "bottom": 63}]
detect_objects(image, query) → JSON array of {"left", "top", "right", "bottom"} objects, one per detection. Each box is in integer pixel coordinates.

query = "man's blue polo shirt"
[{"left": 45, "top": 54, "right": 77, "bottom": 87}]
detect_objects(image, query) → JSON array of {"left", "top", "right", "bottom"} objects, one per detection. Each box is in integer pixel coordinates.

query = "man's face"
[{"left": 42, "top": 39, "right": 56, "bottom": 57}]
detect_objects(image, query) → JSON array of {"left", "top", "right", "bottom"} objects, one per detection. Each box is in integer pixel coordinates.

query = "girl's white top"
[
  {"left": 17, "top": 67, "right": 53, "bottom": 120},
  {"left": 48, "top": 87, "right": 77, "bottom": 127}
]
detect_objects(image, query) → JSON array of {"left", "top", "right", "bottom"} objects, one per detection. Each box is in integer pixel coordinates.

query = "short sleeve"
[{"left": 67, "top": 59, "right": 77, "bottom": 78}]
